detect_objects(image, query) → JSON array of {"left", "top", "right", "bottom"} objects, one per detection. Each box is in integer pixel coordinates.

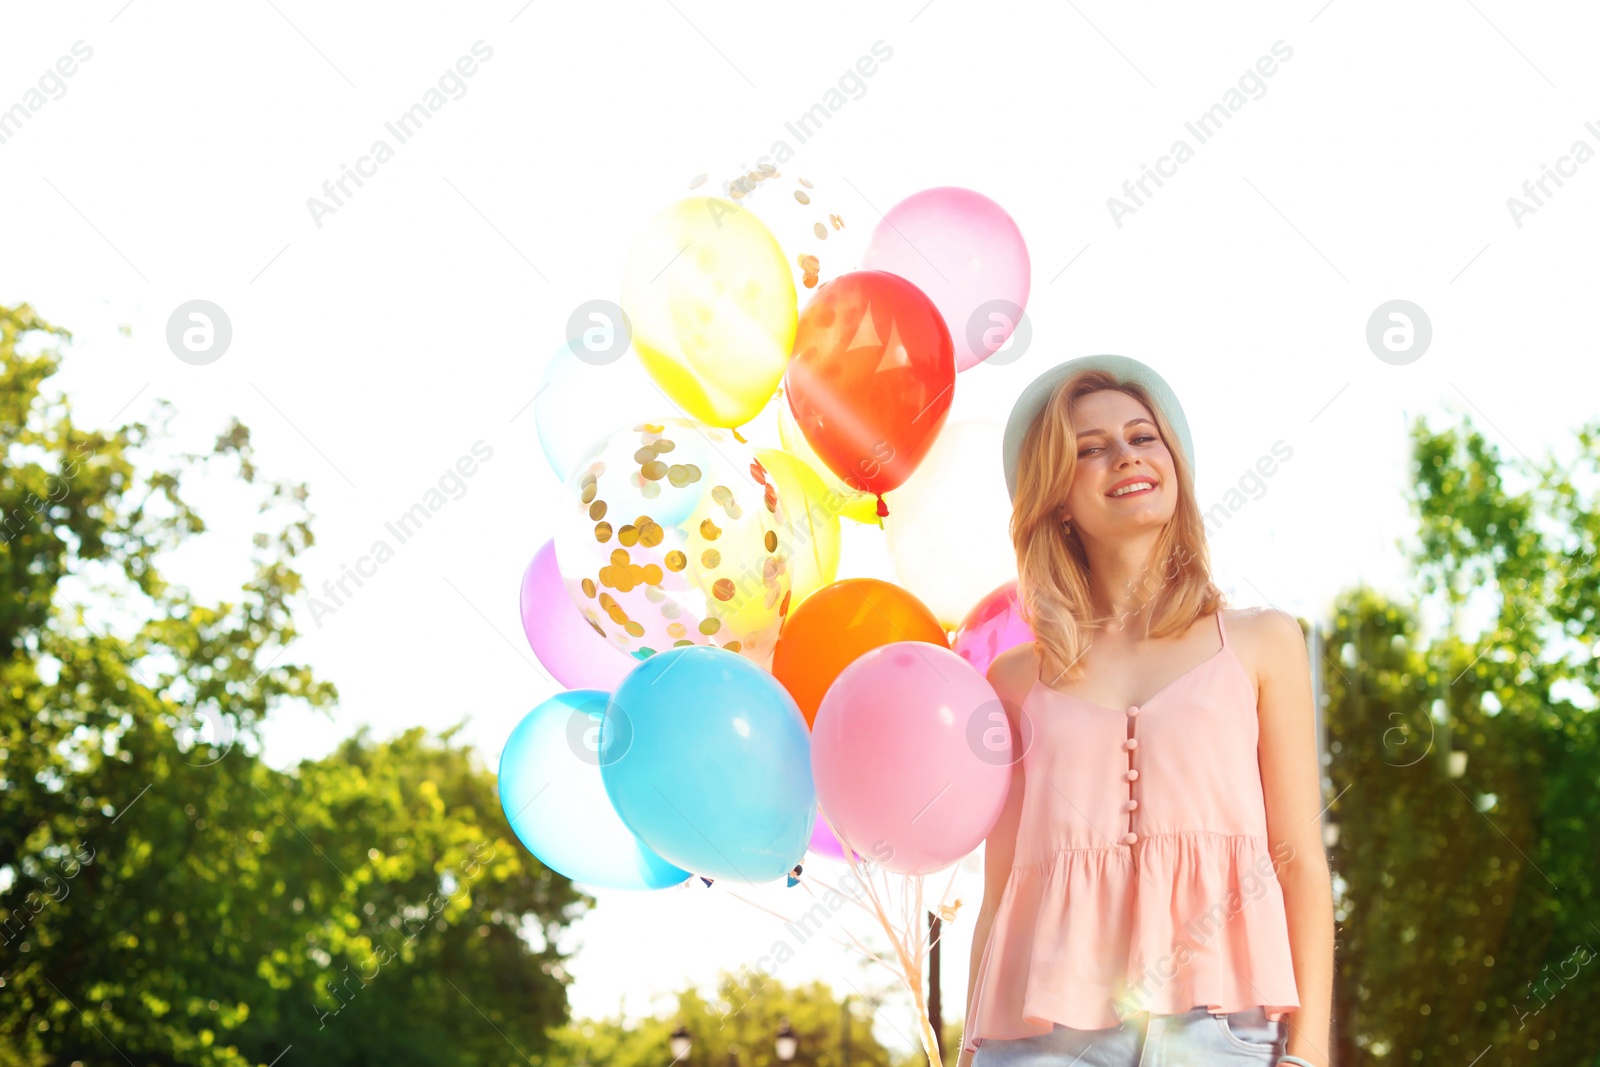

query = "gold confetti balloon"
[{"left": 555, "top": 419, "right": 792, "bottom": 667}]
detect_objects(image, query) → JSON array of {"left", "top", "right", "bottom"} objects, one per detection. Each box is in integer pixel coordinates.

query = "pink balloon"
[
  {"left": 860, "top": 187, "right": 1030, "bottom": 372},
  {"left": 519, "top": 539, "right": 637, "bottom": 690},
  {"left": 811, "top": 642, "right": 1013, "bottom": 875},
  {"left": 951, "top": 581, "right": 1036, "bottom": 679}
]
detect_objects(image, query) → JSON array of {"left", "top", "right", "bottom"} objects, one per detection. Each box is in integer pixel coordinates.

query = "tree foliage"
[
  {"left": 0, "top": 304, "right": 587, "bottom": 1066},
  {"left": 1326, "top": 415, "right": 1600, "bottom": 1064},
  {"left": 547, "top": 972, "right": 910, "bottom": 1067}
]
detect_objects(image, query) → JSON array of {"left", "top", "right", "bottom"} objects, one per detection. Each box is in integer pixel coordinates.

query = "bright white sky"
[{"left": 4, "top": 0, "right": 1598, "bottom": 1057}]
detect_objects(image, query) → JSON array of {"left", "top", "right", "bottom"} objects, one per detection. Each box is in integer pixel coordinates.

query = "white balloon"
[{"left": 882, "top": 419, "right": 1017, "bottom": 629}]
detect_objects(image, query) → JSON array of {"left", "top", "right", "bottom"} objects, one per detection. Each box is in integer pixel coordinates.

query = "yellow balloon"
[
  {"left": 753, "top": 447, "right": 841, "bottom": 610},
  {"left": 774, "top": 386, "right": 883, "bottom": 526},
  {"left": 620, "top": 197, "right": 797, "bottom": 429}
]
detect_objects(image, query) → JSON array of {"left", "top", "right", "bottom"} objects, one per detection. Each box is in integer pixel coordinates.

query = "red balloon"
[{"left": 783, "top": 270, "right": 956, "bottom": 517}]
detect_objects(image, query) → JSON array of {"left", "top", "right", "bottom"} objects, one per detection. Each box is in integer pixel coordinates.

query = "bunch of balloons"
[{"left": 502, "top": 182, "right": 1042, "bottom": 891}]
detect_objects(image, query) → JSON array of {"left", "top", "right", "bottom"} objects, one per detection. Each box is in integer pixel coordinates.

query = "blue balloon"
[
  {"left": 600, "top": 646, "right": 815, "bottom": 883},
  {"left": 499, "top": 689, "right": 692, "bottom": 891}
]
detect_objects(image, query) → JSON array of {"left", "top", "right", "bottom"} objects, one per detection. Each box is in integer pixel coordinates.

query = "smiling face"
[{"left": 1056, "top": 388, "right": 1178, "bottom": 540}]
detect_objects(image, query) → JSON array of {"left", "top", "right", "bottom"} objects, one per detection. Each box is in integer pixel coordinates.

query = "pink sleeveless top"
[{"left": 962, "top": 610, "right": 1300, "bottom": 1053}]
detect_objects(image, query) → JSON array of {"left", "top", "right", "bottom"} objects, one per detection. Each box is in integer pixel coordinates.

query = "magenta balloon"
[
  {"left": 807, "top": 804, "right": 856, "bottom": 863},
  {"left": 951, "top": 581, "right": 1036, "bottom": 679},
  {"left": 811, "top": 642, "right": 1012, "bottom": 875},
  {"left": 519, "top": 540, "right": 636, "bottom": 691},
  {"left": 860, "top": 186, "right": 1030, "bottom": 372}
]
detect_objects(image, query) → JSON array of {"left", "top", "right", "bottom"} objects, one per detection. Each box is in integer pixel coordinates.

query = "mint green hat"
[{"left": 1001, "top": 354, "right": 1194, "bottom": 503}]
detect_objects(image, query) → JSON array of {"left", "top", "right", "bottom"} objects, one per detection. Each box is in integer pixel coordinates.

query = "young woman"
[{"left": 957, "top": 356, "right": 1334, "bottom": 1066}]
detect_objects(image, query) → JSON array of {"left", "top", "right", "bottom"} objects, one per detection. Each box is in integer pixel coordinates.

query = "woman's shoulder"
[
  {"left": 1220, "top": 605, "right": 1303, "bottom": 642},
  {"left": 1221, "top": 604, "right": 1300, "bottom": 630},
  {"left": 1219, "top": 605, "right": 1306, "bottom": 689},
  {"left": 984, "top": 641, "right": 1042, "bottom": 705}
]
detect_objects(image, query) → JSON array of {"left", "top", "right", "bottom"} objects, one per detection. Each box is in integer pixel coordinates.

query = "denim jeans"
[{"left": 971, "top": 1005, "right": 1287, "bottom": 1066}]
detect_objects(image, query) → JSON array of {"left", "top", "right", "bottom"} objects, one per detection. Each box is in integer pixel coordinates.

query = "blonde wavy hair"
[{"left": 1009, "top": 369, "right": 1224, "bottom": 688}]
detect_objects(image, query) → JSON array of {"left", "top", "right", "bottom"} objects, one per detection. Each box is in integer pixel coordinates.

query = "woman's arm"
[
  {"left": 956, "top": 650, "right": 1030, "bottom": 1067},
  {"left": 1253, "top": 609, "right": 1336, "bottom": 1067},
  {"left": 959, "top": 907, "right": 998, "bottom": 1067}
]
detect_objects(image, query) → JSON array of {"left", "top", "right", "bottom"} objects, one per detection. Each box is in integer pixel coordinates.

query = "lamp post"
[
  {"left": 841, "top": 994, "right": 851, "bottom": 1067},
  {"left": 775, "top": 1018, "right": 798, "bottom": 1062},
  {"left": 726, "top": 1043, "right": 741, "bottom": 1067},
  {"left": 669, "top": 1023, "right": 692, "bottom": 1066}
]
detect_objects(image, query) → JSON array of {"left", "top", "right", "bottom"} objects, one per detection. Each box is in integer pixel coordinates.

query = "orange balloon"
[{"left": 771, "top": 577, "right": 950, "bottom": 728}]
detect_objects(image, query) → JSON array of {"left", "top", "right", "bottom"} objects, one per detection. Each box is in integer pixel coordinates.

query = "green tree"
[
  {"left": 0, "top": 304, "right": 587, "bottom": 1065},
  {"left": 550, "top": 973, "right": 902, "bottom": 1067},
  {"left": 1324, "top": 415, "right": 1600, "bottom": 1064}
]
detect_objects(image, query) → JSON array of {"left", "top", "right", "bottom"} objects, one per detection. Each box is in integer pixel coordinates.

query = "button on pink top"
[{"left": 962, "top": 611, "right": 1300, "bottom": 1053}]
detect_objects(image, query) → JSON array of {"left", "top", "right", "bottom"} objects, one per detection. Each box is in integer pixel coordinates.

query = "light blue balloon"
[
  {"left": 600, "top": 646, "right": 815, "bottom": 883},
  {"left": 499, "top": 689, "right": 692, "bottom": 891},
  {"left": 534, "top": 342, "right": 683, "bottom": 488}
]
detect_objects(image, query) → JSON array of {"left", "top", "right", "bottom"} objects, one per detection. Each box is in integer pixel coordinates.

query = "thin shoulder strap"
[{"left": 1215, "top": 609, "right": 1227, "bottom": 648}]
